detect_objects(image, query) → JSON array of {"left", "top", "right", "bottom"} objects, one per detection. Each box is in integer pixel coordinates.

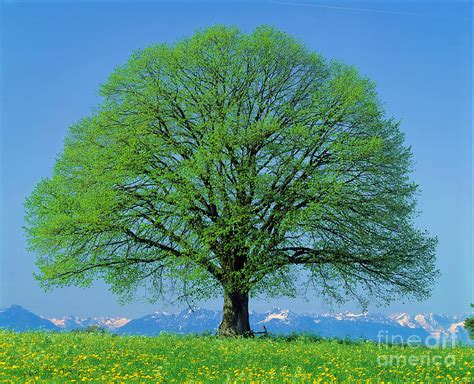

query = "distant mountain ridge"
[
  {"left": 0, "top": 305, "right": 471, "bottom": 343},
  {"left": 0, "top": 305, "right": 59, "bottom": 332},
  {"left": 49, "top": 315, "right": 130, "bottom": 331}
]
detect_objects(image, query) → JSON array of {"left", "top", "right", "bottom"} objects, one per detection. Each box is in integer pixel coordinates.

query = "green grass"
[{"left": 0, "top": 330, "right": 472, "bottom": 383}]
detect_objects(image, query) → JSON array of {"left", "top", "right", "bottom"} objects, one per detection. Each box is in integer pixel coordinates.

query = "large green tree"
[{"left": 25, "top": 26, "right": 438, "bottom": 336}]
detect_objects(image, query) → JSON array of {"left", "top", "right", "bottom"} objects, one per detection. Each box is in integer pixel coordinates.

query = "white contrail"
[{"left": 269, "top": 1, "right": 424, "bottom": 17}]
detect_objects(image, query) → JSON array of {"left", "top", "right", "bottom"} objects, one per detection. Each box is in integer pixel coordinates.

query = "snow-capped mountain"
[
  {"left": 117, "top": 307, "right": 472, "bottom": 343},
  {"left": 252, "top": 308, "right": 431, "bottom": 341},
  {"left": 0, "top": 304, "right": 471, "bottom": 343},
  {"left": 116, "top": 308, "right": 221, "bottom": 335},
  {"left": 0, "top": 305, "right": 59, "bottom": 332},
  {"left": 50, "top": 315, "right": 130, "bottom": 331},
  {"left": 390, "top": 312, "right": 471, "bottom": 343}
]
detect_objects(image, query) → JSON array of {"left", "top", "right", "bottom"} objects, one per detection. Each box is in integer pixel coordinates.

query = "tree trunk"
[{"left": 218, "top": 290, "right": 251, "bottom": 336}]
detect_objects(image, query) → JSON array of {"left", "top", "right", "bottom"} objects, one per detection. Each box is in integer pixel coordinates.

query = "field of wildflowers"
[{"left": 0, "top": 331, "right": 472, "bottom": 383}]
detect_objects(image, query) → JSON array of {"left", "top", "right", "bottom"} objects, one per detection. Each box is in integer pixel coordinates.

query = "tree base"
[{"left": 217, "top": 290, "right": 251, "bottom": 337}]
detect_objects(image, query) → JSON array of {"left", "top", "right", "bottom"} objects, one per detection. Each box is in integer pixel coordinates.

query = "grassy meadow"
[{"left": 0, "top": 330, "right": 472, "bottom": 383}]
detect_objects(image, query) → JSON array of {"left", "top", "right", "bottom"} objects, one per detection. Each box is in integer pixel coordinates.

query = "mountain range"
[{"left": 0, "top": 304, "right": 471, "bottom": 344}]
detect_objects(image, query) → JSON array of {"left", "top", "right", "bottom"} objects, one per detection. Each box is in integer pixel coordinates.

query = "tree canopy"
[{"left": 25, "top": 25, "right": 438, "bottom": 335}]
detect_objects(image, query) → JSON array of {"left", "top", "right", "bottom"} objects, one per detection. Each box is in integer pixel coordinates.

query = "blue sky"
[{"left": 0, "top": 0, "right": 471, "bottom": 318}]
